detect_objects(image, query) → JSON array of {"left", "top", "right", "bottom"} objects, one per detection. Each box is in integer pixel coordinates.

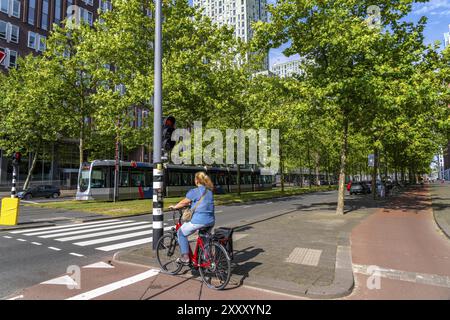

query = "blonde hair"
[{"left": 195, "top": 172, "right": 214, "bottom": 190}]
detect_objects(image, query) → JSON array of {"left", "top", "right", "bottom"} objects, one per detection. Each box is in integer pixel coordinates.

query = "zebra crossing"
[{"left": 8, "top": 219, "right": 173, "bottom": 252}]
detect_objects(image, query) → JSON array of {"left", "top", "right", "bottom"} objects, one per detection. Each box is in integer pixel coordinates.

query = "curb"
[
  {"left": 433, "top": 212, "right": 450, "bottom": 240},
  {"left": 428, "top": 185, "right": 450, "bottom": 240}
]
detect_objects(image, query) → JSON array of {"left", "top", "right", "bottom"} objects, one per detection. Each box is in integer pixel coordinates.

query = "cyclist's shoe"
[{"left": 176, "top": 257, "right": 190, "bottom": 266}]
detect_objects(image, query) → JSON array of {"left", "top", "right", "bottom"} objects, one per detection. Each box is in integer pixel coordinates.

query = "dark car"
[
  {"left": 350, "top": 182, "right": 370, "bottom": 195},
  {"left": 18, "top": 185, "right": 61, "bottom": 200}
]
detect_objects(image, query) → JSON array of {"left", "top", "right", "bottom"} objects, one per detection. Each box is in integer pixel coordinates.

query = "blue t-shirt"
[{"left": 186, "top": 185, "right": 215, "bottom": 225}]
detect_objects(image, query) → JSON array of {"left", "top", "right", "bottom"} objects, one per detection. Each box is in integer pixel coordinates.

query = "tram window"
[
  {"left": 216, "top": 174, "right": 226, "bottom": 185},
  {"left": 131, "top": 170, "right": 145, "bottom": 187},
  {"left": 145, "top": 170, "right": 152, "bottom": 187},
  {"left": 91, "top": 168, "right": 107, "bottom": 188},
  {"left": 120, "top": 169, "right": 130, "bottom": 187},
  {"left": 169, "top": 172, "right": 181, "bottom": 186},
  {"left": 182, "top": 172, "right": 193, "bottom": 186}
]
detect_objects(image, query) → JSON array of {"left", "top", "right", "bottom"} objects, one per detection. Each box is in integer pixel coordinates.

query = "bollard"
[{"left": 0, "top": 197, "right": 20, "bottom": 226}]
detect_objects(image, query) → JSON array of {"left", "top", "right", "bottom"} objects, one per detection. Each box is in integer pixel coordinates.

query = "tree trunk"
[
  {"left": 79, "top": 120, "right": 85, "bottom": 165},
  {"left": 23, "top": 151, "right": 39, "bottom": 190},
  {"left": 372, "top": 148, "right": 378, "bottom": 200},
  {"left": 336, "top": 121, "right": 349, "bottom": 215},
  {"left": 237, "top": 164, "right": 241, "bottom": 196},
  {"left": 314, "top": 153, "right": 320, "bottom": 186}
]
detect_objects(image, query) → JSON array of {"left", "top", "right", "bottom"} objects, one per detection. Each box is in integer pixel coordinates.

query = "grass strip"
[{"left": 25, "top": 185, "right": 337, "bottom": 217}]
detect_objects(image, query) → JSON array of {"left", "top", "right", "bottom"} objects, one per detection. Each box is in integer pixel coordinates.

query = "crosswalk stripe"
[
  {"left": 38, "top": 222, "right": 150, "bottom": 239},
  {"left": 74, "top": 230, "right": 153, "bottom": 246},
  {"left": 56, "top": 224, "right": 155, "bottom": 242},
  {"left": 9, "top": 219, "right": 121, "bottom": 234},
  {"left": 66, "top": 269, "right": 160, "bottom": 300},
  {"left": 95, "top": 237, "right": 154, "bottom": 252},
  {"left": 24, "top": 220, "right": 132, "bottom": 236},
  {"left": 73, "top": 226, "right": 172, "bottom": 246}
]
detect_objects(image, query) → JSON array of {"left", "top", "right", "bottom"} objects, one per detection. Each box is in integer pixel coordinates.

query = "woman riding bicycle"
[{"left": 169, "top": 171, "right": 215, "bottom": 266}]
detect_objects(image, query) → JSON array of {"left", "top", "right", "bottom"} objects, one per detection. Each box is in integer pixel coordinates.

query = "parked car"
[
  {"left": 350, "top": 182, "right": 370, "bottom": 195},
  {"left": 18, "top": 185, "right": 61, "bottom": 200}
]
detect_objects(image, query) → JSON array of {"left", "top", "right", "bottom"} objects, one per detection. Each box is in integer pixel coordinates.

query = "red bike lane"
[{"left": 346, "top": 186, "right": 450, "bottom": 299}]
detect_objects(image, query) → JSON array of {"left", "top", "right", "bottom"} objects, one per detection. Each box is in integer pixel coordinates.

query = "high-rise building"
[
  {"left": 271, "top": 59, "right": 303, "bottom": 78},
  {"left": 192, "top": 0, "right": 269, "bottom": 69},
  {"left": 445, "top": 25, "right": 450, "bottom": 47}
]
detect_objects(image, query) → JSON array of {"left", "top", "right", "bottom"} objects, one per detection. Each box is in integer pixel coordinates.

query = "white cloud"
[{"left": 413, "top": 0, "right": 450, "bottom": 16}]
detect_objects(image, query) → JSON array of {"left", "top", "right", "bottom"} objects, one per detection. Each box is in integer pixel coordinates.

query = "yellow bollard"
[{"left": 0, "top": 198, "right": 20, "bottom": 226}]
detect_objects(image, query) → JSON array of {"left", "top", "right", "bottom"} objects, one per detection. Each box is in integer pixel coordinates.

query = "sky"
[
  {"left": 188, "top": 0, "right": 450, "bottom": 68},
  {"left": 267, "top": 0, "right": 450, "bottom": 67}
]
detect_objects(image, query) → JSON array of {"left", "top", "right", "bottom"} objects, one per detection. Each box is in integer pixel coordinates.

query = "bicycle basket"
[{"left": 213, "top": 227, "right": 234, "bottom": 260}]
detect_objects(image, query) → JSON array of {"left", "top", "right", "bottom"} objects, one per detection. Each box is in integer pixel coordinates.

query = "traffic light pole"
[{"left": 152, "top": 0, "right": 164, "bottom": 250}]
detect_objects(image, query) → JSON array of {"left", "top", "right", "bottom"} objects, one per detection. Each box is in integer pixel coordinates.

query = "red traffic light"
[
  {"left": 164, "top": 116, "right": 176, "bottom": 127},
  {"left": 15, "top": 152, "right": 21, "bottom": 160}
]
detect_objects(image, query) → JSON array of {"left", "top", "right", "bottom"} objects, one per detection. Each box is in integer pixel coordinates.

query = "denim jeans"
[{"left": 177, "top": 222, "right": 214, "bottom": 255}]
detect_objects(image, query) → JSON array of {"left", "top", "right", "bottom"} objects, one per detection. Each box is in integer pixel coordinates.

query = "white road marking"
[
  {"left": 7, "top": 295, "right": 24, "bottom": 300},
  {"left": 69, "top": 253, "right": 85, "bottom": 257},
  {"left": 66, "top": 269, "right": 160, "bottom": 300},
  {"left": 243, "top": 205, "right": 252, "bottom": 208},
  {"left": 25, "top": 220, "right": 134, "bottom": 236},
  {"left": 55, "top": 224, "right": 155, "bottom": 242},
  {"left": 3, "top": 236, "right": 12, "bottom": 239},
  {"left": 17, "top": 238, "right": 27, "bottom": 242},
  {"left": 95, "top": 237, "right": 153, "bottom": 252},
  {"left": 48, "top": 247, "right": 61, "bottom": 251},
  {"left": 353, "top": 264, "right": 450, "bottom": 288},
  {"left": 82, "top": 262, "right": 115, "bottom": 269},
  {"left": 9, "top": 219, "right": 121, "bottom": 234},
  {"left": 216, "top": 210, "right": 223, "bottom": 213},
  {"left": 31, "top": 242, "right": 42, "bottom": 246},
  {"left": 74, "top": 230, "right": 154, "bottom": 246},
  {"left": 73, "top": 226, "right": 172, "bottom": 246},
  {"left": 38, "top": 222, "right": 149, "bottom": 238},
  {"left": 41, "top": 275, "right": 78, "bottom": 286},
  {"left": 21, "top": 200, "right": 38, "bottom": 204}
]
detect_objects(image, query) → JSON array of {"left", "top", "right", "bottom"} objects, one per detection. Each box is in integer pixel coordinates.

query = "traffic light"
[
  {"left": 162, "top": 116, "right": 176, "bottom": 152},
  {"left": 11, "top": 152, "right": 21, "bottom": 166}
]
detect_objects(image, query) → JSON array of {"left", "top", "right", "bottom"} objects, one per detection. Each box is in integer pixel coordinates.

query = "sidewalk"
[
  {"left": 430, "top": 182, "right": 450, "bottom": 239},
  {"left": 114, "top": 193, "right": 388, "bottom": 299}
]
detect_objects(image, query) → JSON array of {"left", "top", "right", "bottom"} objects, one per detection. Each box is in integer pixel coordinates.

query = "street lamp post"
[{"left": 152, "top": 0, "right": 164, "bottom": 250}]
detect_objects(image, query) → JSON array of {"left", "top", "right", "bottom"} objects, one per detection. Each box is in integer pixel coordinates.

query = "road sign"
[
  {"left": 0, "top": 51, "right": 6, "bottom": 65},
  {"left": 368, "top": 154, "right": 375, "bottom": 167}
]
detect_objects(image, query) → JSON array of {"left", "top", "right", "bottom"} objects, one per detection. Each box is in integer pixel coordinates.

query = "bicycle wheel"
[
  {"left": 198, "top": 241, "right": 231, "bottom": 290},
  {"left": 156, "top": 233, "right": 183, "bottom": 275}
]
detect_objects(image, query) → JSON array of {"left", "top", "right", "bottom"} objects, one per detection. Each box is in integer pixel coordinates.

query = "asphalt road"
[{"left": 0, "top": 190, "right": 339, "bottom": 299}]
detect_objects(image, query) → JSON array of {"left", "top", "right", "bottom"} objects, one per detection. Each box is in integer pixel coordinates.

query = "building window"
[
  {"left": 38, "top": 35, "right": 46, "bottom": 51},
  {"left": 0, "top": 0, "right": 8, "bottom": 14},
  {"left": 8, "top": 49, "right": 17, "bottom": 67},
  {"left": 28, "top": 31, "right": 37, "bottom": 49},
  {"left": 0, "top": 21, "right": 19, "bottom": 43},
  {"left": 28, "top": 0, "right": 36, "bottom": 25},
  {"left": 41, "top": 0, "right": 49, "bottom": 30},
  {"left": 10, "top": 24, "right": 18, "bottom": 43},
  {"left": 0, "top": 20, "right": 6, "bottom": 39},
  {"left": 54, "top": 0, "right": 62, "bottom": 24}
]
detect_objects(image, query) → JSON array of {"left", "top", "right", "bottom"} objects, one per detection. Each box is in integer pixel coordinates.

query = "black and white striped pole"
[
  {"left": 152, "top": 0, "right": 163, "bottom": 250},
  {"left": 11, "top": 152, "right": 21, "bottom": 198},
  {"left": 152, "top": 164, "right": 164, "bottom": 250},
  {"left": 11, "top": 164, "right": 17, "bottom": 198}
]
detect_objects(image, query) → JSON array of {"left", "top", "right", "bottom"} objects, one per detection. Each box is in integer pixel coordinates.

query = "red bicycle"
[{"left": 156, "top": 209, "right": 231, "bottom": 290}]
